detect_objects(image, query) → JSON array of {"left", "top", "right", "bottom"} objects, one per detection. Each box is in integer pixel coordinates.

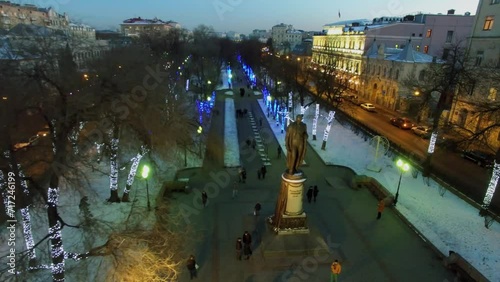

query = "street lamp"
[
  {"left": 394, "top": 159, "right": 410, "bottom": 206},
  {"left": 197, "top": 126, "right": 203, "bottom": 156},
  {"left": 141, "top": 164, "right": 151, "bottom": 211}
]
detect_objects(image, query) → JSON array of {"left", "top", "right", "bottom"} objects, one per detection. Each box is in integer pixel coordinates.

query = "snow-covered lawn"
[
  {"left": 224, "top": 91, "right": 233, "bottom": 96},
  {"left": 224, "top": 97, "right": 240, "bottom": 168},
  {"left": 257, "top": 98, "right": 500, "bottom": 281}
]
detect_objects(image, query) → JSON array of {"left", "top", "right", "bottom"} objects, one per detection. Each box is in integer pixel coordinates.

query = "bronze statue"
[{"left": 285, "top": 114, "right": 308, "bottom": 175}]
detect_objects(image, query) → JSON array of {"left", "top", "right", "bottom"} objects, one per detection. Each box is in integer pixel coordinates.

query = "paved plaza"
[{"left": 175, "top": 69, "right": 456, "bottom": 282}]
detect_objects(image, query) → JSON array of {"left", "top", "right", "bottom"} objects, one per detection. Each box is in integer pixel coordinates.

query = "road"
[{"left": 339, "top": 99, "right": 499, "bottom": 214}]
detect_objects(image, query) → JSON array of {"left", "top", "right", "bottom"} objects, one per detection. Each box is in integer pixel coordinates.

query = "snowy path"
[{"left": 224, "top": 97, "right": 240, "bottom": 167}]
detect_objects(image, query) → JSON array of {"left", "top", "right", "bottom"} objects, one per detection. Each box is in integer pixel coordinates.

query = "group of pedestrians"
[
  {"left": 306, "top": 185, "right": 319, "bottom": 203},
  {"left": 236, "top": 231, "right": 253, "bottom": 260}
]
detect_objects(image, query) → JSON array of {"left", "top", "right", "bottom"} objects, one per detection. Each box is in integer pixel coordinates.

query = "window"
[
  {"left": 492, "top": 0, "right": 500, "bottom": 4},
  {"left": 475, "top": 50, "right": 484, "bottom": 66},
  {"left": 423, "top": 45, "right": 429, "bottom": 53},
  {"left": 442, "top": 48, "right": 450, "bottom": 60},
  {"left": 395, "top": 69, "right": 400, "bottom": 80},
  {"left": 426, "top": 29, "right": 432, "bottom": 37},
  {"left": 416, "top": 45, "right": 420, "bottom": 51},
  {"left": 419, "top": 70, "right": 426, "bottom": 81},
  {"left": 446, "top": 30, "right": 454, "bottom": 43},
  {"left": 484, "top": 16, "right": 494, "bottom": 30}
]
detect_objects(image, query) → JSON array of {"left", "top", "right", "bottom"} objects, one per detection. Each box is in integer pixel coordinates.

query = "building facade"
[
  {"left": 448, "top": 0, "right": 500, "bottom": 149},
  {"left": 271, "top": 23, "right": 292, "bottom": 53},
  {"left": 0, "top": 1, "right": 69, "bottom": 30},
  {"left": 363, "top": 41, "right": 437, "bottom": 114},
  {"left": 120, "top": 17, "right": 180, "bottom": 37},
  {"left": 312, "top": 13, "right": 474, "bottom": 109}
]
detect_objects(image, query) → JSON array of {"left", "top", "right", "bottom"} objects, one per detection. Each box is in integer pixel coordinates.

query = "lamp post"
[
  {"left": 141, "top": 164, "right": 151, "bottom": 211},
  {"left": 394, "top": 159, "right": 410, "bottom": 206},
  {"left": 197, "top": 126, "right": 203, "bottom": 157}
]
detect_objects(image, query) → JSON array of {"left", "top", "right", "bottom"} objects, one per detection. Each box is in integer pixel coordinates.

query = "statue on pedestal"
[{"left": 285, "top": 114, "right": 308, "bottom": 175}]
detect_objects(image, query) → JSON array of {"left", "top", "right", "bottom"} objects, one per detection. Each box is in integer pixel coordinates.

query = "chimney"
[
  {"left": 447, "top": 9, "right": 455, "bottom": 15},
  {"left": 465, "top": 12, "right": 471, "bottom": 16}
]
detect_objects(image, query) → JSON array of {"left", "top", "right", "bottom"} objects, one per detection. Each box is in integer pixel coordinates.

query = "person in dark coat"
[
  {"left": 277, "top": 146, "right": 282, "bottom": 159},
  {"left": 186, "top": 255, "right": 197, "bottom": 279},
  {"left": 259, "top": 118, "right": 263, "bottom": 127},
  {"left": 313, "top": 186, "right": 319, "bottom": 203},
  {"left": 254, "top": 202, "right": 261, "bottom": 216},
  {"left": 260, "top": 165, "right": 267, "bottom": 179},
  {"left": 307, "top": 186, "right": 313, "bottom": 203},
  {"left": 236, "top": 238, "right": 243, "bottom": 260},
  {"left": 242, "top": 231, "right": 252, "bottom": 259},
  {"left": 201, "top": 191, "right": 208, "bottom": 207},
  {"left": 242, "top": 168, "right": 247, "bottom": 183},
  {"left": 251, "top": 138, "right": 256, "bottom": 150},
  {"left": 257, "top": 169, "right": 262, "bottom": 179},
  {"left": 377, "top": 200, "right": 385, "bottom": 220}
]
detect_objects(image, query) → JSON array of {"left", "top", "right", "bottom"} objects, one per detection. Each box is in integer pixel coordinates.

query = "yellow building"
[
  {"left": 363, "top": 41, "right": 436, "bottom": 115},
  {"left": 449, "top": 0, "right": 500, "bottom": 149}
]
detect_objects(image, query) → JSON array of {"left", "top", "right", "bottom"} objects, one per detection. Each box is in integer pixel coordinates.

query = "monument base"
[
  {"left": 366, "top": 161, "right": 382, "bottom": 172},
  {"left": 258, "top": 220, "right": 332, "bottom": 259},
  {"left": 268, "top": 213, "right": 309, "bottom": 234}
]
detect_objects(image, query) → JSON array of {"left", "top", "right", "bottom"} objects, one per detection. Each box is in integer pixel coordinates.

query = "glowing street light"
[
  {"left": 197, "top": 126, "right": 202, "bottom": 134},
  {"left": 141, "top": 165, "right": 151, "bottom": 211},
  {"left": 207, "top": 96, "right": 211, "bottom": 102},
  {"left": 207, "top": 80, "right": 212, "bottom": 85},
  {"left": 267, "top": 96, "right": 272, "bottom": 102},
  {"left": 394, "top": 159, "right": 410, "bottom": 206}
]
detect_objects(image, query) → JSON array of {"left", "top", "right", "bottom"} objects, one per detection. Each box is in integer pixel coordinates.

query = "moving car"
[
  {"left": 13, "top": 135, "right": 39, "bottom": 151},
  {"left": 360, "top": 103, "right": 375, "bottom": 112},
  {"left": 411, "top": 126, "right": 432, "bottom": 138},
  {"left": 390, "top": 117, "right": 414, "bottom": 129},
  {"left": 461, "top": 150, "right": 495, "bottom": 167}
]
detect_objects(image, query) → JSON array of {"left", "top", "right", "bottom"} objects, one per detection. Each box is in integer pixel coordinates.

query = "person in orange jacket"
[
  {"left": 377, "top": 200, "right": 385, "bottom": 220},
  {"left": 331, "top": 259, "right": 341, "bottom": 282}
]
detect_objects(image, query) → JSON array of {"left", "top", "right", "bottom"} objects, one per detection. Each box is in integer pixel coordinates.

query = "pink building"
[{"left": 416, "top": 10, "right": 476, "bottom": 59}]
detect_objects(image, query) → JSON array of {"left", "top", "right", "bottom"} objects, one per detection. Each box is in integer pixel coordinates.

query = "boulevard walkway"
[{"left": 175, "top": 68, "right": 456, "bottom": 281}]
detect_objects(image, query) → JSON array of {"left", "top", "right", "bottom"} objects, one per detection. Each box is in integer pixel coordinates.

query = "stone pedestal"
[{"left": 269, "top": 171, "right": 309, "bottom": 234}]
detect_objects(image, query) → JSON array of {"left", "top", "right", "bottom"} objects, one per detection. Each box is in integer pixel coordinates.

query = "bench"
[
  {"left": 443, "top": 251, "right": 489, "bottom": 282},
  {"left": 162, "top": 180, "right": 190, "bottom": 195},
  {"left": 351, "top": 175, "right": 395, "bottom": 205}
]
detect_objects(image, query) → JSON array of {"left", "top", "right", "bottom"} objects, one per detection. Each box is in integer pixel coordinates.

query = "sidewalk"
[{"left": 176, "top": 67, "right": 456, "bottom": 282}]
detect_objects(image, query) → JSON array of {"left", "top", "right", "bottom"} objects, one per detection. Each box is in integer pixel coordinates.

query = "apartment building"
[
  {"left": 449, "top": 0, "right": 500, "bottom": 148},
  {"left": 0, "top": 0, "right": 69, "bottom": 30},
  {"left": 120, "top": 17, "right": 180, "bottom": 37}
]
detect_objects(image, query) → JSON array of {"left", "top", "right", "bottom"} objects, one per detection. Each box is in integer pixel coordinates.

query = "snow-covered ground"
[
  {"left": 224, "top": 97, "right": 240, "bottom": 168},
  {"left": 257, "top": 98, "right": 500, "bottom": 281}
]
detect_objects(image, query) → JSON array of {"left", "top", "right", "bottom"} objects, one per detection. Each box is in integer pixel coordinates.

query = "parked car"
[
  {"left": 461, "top": 150, "right": 495, "bottom": 167},
  {"left": 13, "top": 135, "right": 39, "bottom": 151},
  {"left": 411, "top": 126, "right": 432, "bottom": 138},
  {"left": 360, "top": 103, "right": 376, "bottom": 112},
  {"left": 390, "top": 117, "right": 415, "bottom": 129}
]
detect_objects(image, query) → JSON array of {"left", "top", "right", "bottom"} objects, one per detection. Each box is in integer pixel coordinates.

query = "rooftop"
[{"left": 122, "top": 17, "right": 178, "bottom": 25}]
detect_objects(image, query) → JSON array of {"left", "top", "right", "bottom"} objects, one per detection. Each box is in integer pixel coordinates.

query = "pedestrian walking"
[
  {"left": 377, "top": 200, "right": 385, "bottom": 220},
  {"left": 259, "top": 117, "right": 263, "bottom": 127},
  {"left": 242, "top": 168, "right": 247, "bottom": 183},
  {"left": 238, "top": 167, "right": 244, "bottom": 183},
  {"left": 232, "top": 181, "right": 238, "bottom": 199},
  {"left": 313, "top": 185, "right": 319, "bottom": 203},
  {"left": 242, "top": 231, "right": 252, "bottom": 260},
  {"left": 260, "top": 165, "right": 267, "bottom": 179},
  {"left": 306, "top": 186, "right": 313, "bottom": 203},
  {"left": 246, "top": 138, "right": 251, "bottom": 148},
  {"left": 251, "top": 138, "right": 256, "bottom": 150},
  {"left": 186, "top": 255, "right": 198, "bottom": 280},
  {"left": 330, "top": 259, "right": 341, "bottom": 282},
  {"left": 235, "top": 238, "right": 243, "bottom": 260},
  {"left": 277, "top": 146, "right": 282, "bottom": 159},
  {"left": 257, "top": 169, "right": 262, "bottom": 179},
  {"left": 254, "top": 202, "right": 261, "bottom": 216},
  {"left": 201, "top": 191, "right": 208, "bottom": 207}
]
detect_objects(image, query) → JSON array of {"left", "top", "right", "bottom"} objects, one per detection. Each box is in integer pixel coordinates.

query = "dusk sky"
[{"left": 17, "top": 0, "right": 479, "bottom": 34}]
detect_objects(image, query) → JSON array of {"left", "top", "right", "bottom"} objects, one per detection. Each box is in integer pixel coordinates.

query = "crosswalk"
[{"left": 248, "top": 112, "right": 272, "bottom": 166}]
